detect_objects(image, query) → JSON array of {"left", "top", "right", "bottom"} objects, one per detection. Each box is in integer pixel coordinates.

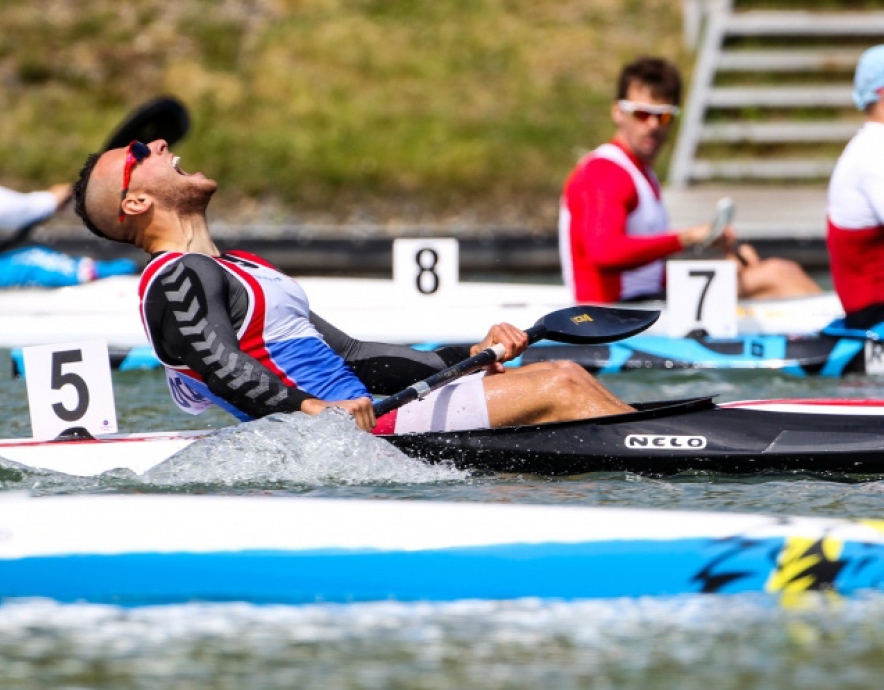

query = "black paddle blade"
[
  {"left": 103, "top": 96, "right": 191, "bottom": 151},
  {"left": 532, "top": 305, "right": 660, "bottom": 345}
]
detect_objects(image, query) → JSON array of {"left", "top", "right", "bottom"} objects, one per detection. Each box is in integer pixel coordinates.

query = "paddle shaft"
[{"left": 373, "top": 324, "right": 545, "bottom": 418}]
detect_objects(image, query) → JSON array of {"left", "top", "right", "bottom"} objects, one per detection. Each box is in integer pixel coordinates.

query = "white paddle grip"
[
  {"left": 491, "top": 343, "right": 507, "bottom": 361},
  {"left": 412, "top": 381, "right": 432, "bottom": 400}
]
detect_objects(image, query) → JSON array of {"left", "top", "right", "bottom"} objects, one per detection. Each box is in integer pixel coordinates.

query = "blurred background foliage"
[{"left": 0, "top": 0, "right": 687, "bottom": 227}]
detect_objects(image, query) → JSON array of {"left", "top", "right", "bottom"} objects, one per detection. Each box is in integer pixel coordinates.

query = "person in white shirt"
[
  {"left": 0, "top": 181, "right": 135, "bottom": 286},
  {"left": 827, "top": 44, "right": 884, "bottom": 329}
]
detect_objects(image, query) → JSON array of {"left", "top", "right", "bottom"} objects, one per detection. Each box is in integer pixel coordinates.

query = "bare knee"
[
  {"left": 485, "top": 360, "right": 630, "bottom": 426},
  {"left": 741, "top": 258, "right": 820, "bottom": 298},
  {"left": 509, "top": 359, "right": 591, "bottom": 378},
  {"left": 552, "top": 362, "right": 588, "bottom": 401},
  {"left": 546, "top": 359, "right": 591, "bottom": 377},
  {"left": 764, "top": 257, "right": 801, "bottom": 275},
  {"left": 544, "top": 362, "right": 629, "bottom": 416}
]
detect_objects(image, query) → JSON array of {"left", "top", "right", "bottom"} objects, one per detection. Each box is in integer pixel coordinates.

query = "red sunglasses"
[
  {"left": 119, "top": 140, "right": 151, "bottom": 223},
  {"left": 617, "top": 100, "right": 680, "bottom": 127}
]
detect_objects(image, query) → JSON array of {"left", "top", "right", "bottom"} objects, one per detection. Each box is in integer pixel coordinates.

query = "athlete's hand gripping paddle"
[
  {"left": 0, "top": 96, "right": 191, "bottom": 252},
  {"left": 692, "top": 196, "right": 751, "bottom": 268},
  {"left": 695, "top": 197, "right": 735, "bottom": 253},
  {"left": 372, "top": 305, "right": 660, "bottom": 418}
]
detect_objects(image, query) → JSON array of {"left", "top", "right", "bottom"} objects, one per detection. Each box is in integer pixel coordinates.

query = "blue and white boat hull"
[{"left": 2, "top": 496, "right": 883, "bottom": 605}]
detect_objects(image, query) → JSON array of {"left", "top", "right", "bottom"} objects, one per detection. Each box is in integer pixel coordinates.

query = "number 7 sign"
[
  {"left": 666, "top": 260, "right": 738, "bottom": 337},
  {"left": 21, "top": 340, "right": 118, "bottom": 440}
]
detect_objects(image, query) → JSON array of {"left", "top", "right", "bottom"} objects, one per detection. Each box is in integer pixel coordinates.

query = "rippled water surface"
[{"left": 2, "top": 363, "right": 884, "bottom": 688}]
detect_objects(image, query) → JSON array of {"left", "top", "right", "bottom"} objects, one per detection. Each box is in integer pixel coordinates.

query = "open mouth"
[{"left": 171, "top": 155, "right": 187, "bottom": 175}]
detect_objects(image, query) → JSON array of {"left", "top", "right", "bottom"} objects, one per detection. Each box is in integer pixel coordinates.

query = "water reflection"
[{"left": 1, "top": 595, "right": 884, "bottom": 690}]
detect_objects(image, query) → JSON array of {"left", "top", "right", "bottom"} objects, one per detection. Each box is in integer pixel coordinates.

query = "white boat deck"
[{"left": 0, "top": 275, "right": 843, "bottom": 350}]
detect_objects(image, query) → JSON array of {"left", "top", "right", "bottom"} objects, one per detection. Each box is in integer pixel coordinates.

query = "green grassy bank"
[{"left": 0, "top": 0, "right": 686, "bottom": 228}]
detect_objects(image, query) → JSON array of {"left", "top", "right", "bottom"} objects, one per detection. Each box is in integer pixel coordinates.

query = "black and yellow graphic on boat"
[{"left": 765, "top": 536, "right": 847, "bottom": 593}]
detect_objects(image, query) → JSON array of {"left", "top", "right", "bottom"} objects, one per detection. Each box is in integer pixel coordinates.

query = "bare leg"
[{"left": 481, "top": 360, "right": 633, "bottom": 427}]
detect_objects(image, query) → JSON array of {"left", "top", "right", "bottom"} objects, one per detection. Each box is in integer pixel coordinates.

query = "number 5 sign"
[
  {"left": 666, "top": 260, "right": 738, "bottom": 337},
  {"left": 22, "top": 340, "right": 118, "bottom": 440}
]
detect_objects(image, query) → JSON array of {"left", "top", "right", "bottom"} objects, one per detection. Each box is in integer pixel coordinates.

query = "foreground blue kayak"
[{"left": 1, "top": 495, "right": 883, "bottom": 605}]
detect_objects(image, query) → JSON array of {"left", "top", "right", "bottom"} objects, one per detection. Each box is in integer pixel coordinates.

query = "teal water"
[{"left": 2, "top": 363, "right": 884, "bottom": 689}]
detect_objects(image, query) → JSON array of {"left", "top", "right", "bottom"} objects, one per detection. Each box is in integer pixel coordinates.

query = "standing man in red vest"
[{"left": 559, "top": 56, "right": 820, "bottom": 304}]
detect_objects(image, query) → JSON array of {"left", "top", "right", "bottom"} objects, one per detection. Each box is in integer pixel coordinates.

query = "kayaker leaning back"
[{"left": 71, "top": 140, "right": 634, "bottom": 434}]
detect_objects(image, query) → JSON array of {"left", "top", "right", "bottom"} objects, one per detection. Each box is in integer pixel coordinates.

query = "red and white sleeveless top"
[
  {"left": 138, "top": 250, "right": 369, "bottom": 418},
  {"left": 827, "top": 122, "right": 884, "bottom": 314},
  {"left": 559, "top": 142, "right": 673, "bottom": 302}
]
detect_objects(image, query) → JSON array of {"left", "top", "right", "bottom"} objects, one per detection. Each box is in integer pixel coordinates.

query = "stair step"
[
  {"left": 726, "top": 11, "right": 884, "bottom": 36},
  {"left": 716, "top": 49, "right": 865, "bottom": 73},
  {"left": 689, "top": 158, "right": 836, "bottom": 181},
  {"left": 700, "top": 121, "right": 860, "bottom": 143},
  {"left": 670, "top": 9, "right": 884, "bottom": 185},
  {"left": 708, "top": 86, "right": 853, "bottom": 108}
]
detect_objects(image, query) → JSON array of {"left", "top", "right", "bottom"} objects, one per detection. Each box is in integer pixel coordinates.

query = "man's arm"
[
  {"left": 309, "top": 311, "right": 471, "bottom": 395},
  {"left": 144, "top": 254, "right": 317, "bottom": 417},
  {"left": 0, "top": 185, "right": 68, "bottom": 234}
]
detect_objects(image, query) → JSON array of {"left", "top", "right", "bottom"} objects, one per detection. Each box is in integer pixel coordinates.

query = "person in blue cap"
[
  {"left": 0, "top": 181, "right": 136, "bottom": 287},
  {"left": 827, "top": 44, "right": 884, "bottom": 329}
]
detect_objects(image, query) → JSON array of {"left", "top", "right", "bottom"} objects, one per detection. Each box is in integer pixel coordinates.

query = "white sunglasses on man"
[{"left": 617, "top": 100, "right": 680, "bottom": 126}]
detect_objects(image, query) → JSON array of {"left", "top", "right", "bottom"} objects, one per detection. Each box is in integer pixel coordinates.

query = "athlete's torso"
[
  {"left": 827, "top": 122, "right": 884, "bottom": 314},
  {"left": 139, "top": 251, "right": 368, "bottom": 420},
  {"left": 559, "top": 142, "right": 670, "bottom": 302}
]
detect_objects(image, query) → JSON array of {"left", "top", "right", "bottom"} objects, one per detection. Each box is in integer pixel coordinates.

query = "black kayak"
[
  {"left": 382, "top": 396, "right": 884, "bottom": 477},
  {"left": 5, "top": 396, "right": 884, "bottom": 480}
]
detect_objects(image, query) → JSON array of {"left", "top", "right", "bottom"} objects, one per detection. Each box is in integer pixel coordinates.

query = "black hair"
[
  {"left": 616, "top": 56, "right": 682, "bottom": 105},
  {"left": 72, "top": 151, "right": 115, "bottom": 241}
]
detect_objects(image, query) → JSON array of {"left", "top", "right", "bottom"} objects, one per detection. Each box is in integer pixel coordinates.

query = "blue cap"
[{"left": 854, "top": 45, "right": 884, "bottom": 110}]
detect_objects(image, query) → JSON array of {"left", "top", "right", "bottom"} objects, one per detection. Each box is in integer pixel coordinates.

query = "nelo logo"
[{"left": 625, "top": 434, "right": 707, "bottom": 450}]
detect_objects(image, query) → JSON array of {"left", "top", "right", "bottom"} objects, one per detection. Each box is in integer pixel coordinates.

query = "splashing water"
[
  {"left": 0, "top": 408, "right": 468, "bottom": 494},
  {"left": 146, "top": 408, "right": 467, "bottom": 487}
]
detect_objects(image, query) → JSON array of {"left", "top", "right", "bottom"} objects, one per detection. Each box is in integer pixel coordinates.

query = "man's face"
[
  {"left": 124, "top": 139, "right": 217, "bottom": 211},
  {"left": 611, "top": 82, "right": 677, "bottom": 165}
]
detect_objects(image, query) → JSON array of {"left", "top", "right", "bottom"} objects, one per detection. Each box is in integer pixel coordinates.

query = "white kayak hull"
[
  {"left": 0, "top": 429, "right": 205, "bottom": 476},
  {"left": 1, "top": 494, "right": 883, "bottom": 605},
  {"left": 0, "top": 276, "right": 844, "bottom": 348}
]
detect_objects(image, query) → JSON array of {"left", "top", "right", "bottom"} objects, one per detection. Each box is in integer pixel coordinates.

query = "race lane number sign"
[
  {"left": 22, "top": 340, "right": 118, "bottom": 440},
  {"left": 393, "top": 238, "right": 459, "bottom": 299},
  {"left": 666, "top": 260, "right": 737, "bottom": 338},
  {"left": 865, "top": 340, "right": 884, "bottom": 375}
]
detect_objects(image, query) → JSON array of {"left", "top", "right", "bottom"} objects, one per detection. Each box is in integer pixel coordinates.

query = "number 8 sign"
[
  {"left": 22, "top": 340, "right": 118, "bottom": 440},
  {"left": 393, "top": 238, "right": 459, "bottom": 299}
]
